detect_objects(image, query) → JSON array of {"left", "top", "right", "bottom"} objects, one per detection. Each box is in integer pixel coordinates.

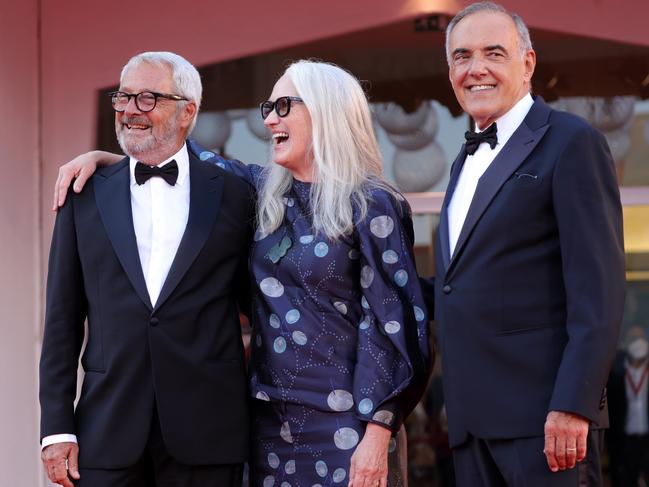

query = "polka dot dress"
[{"left": 191, "top": 141, "right": 430, "bottom": 487}]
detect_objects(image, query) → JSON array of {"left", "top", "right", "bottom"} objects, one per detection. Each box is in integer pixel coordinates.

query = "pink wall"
[
  {"left": 0, "top": 0, "right": 41, "bottom": 484},
  {"left": 39, "top": 0, "right": 649, "bottom": 237},
  {"left": 509, "top": 0, "right": 649, "bottom": 47}
]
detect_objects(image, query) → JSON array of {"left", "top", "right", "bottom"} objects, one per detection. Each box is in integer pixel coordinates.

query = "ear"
[
  {"left": 180, "top": 102, "right": 198, "bottom": 129},
  {"left": 523, "top": 49, "right": 536, "bottom": 83}
]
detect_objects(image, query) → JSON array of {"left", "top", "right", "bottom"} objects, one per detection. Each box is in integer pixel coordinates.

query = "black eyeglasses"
[
  {"left": 260, "top": 96, "right": 304, "bottom": 120},
  {"left": 109, "top": 91, "right": 188, "bottom": 113}
]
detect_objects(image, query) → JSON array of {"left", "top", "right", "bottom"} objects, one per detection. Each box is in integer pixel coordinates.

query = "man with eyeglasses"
[{"left": 39, "top": 51, "right": 254, "bottom": 487}]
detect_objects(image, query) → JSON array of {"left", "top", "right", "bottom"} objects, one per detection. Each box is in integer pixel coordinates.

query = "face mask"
[{"left": 627, "top": 337, "right": 649, "bottom": 361}]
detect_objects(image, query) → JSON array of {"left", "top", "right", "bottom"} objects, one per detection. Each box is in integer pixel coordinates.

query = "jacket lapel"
[
  {"left": 154, "top": 154, "right": 224, "bottom": 311},
  {"left": 94, "top": 158, "right": 153, "bottom": 310},
  {"left": 447, "top": 97, "right": 551, "bottom": 275},
  {"left": 438, "top": 147, "right": 467, "bottom": 272}
]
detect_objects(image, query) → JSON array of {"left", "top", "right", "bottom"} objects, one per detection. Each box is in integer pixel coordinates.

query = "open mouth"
[
  {"left": 124, "top": 123, "right": 151, "bottom": 130},
  {"left": 273, "top": 132, "right": 289, "bottom": 145},
  {"left": 468, "top": 84, "right": 496, "bottom": 92},
  {"left": 120, "top": 116, "right": 151, "bottom": 131}
]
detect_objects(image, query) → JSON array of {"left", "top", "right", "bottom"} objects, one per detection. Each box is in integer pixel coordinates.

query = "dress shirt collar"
[
  {"left": 129, "top": 143, "right": 189, "bottom": 187},
  {"left": 473, "top": 93, "right": 534, "bottom": 149}
]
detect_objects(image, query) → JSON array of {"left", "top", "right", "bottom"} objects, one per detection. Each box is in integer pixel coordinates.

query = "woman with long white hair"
[{"left": 54, "top": 59, "right": 431, "bottom": 487}]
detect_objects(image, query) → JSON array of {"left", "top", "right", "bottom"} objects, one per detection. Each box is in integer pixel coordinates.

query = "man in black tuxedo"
[
  {"left": 39, "top": 52, "right": 254, "bottom": 487},
  {"left": 421, "top": 2, "right": 626, "bottom": 485}
]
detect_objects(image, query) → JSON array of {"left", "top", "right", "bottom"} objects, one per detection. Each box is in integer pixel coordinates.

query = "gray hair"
[
  {"left": 256, "top": 60, "right": 400, "bottom": 241},
  {"left": 445, "top": 2, "right": 533, "bottom": 64},
  {"left": 121, "top": 51, "right": 202, "bottom": 132}
]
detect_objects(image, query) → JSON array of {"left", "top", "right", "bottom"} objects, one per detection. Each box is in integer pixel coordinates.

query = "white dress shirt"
[
  {"left": 42, "top": 144, "right": 190, "bottom": 449},
  {"left": 447, "top": 93, "right": 534, "bottom": 256},
  {"left": 130, "top": 144, "right": 190, "bottom": 306}
]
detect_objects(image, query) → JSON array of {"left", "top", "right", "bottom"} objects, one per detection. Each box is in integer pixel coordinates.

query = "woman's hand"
[
  {"left": 348, "top": 422, "right": 391, "bottom": 487},
  {"left": 53, "top": 150, "right": 122, "bottom": 210}
]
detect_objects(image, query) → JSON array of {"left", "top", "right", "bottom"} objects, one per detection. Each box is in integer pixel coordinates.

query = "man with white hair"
[{"left": 39, "top": 52, "right": 254, "bottom": 487}]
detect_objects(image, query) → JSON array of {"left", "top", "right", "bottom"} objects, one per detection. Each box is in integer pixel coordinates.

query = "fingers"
[
  {"left": 349, "top": 460, "right": 370, "bottom": 487},
  {"left": 348, "top": 427, "right": 390, "bottom": 487},
  {"left": 544, "top": 411, "right": 589, "bottom": 472},
  {"left": 41, "top": 442, "right": 79, "bottom": 487},
  {"left": 350, "top": 477, "right": 373, "bottom": 487},
  {"left": 349, "top": 470, "right": 385, "bottom": 487},
  {"left": 555, "top": 437, "right": 567, "bottom": 470},
  {"left": 73, "top": 165, "right": 94, "bottom": 194},
  {"left": 348, "top": 451, "right": 356, "bottom": 487},
  {"left": 543, "top": 434, "right": 558, "bottom": 472},
  {"left": 53, "top": 168, "right": 64, "bottom": 211},
  {"left": 565, "top": 439, "right": 577, "bottom": 470},
  {"left": 53, "top": 154, "right": 96, "bottom": 210},
  {"left": 576, "top": 432, "right": 587, "bottom": 462},
  {"left": 67, "top": 444, "right": 81, "bottom": 480},
  {"left": 45, "top": 457, "right": 73, "bottom": 487},
  {"left": 53, "top": 166, "right": 76, "bottom": 210},
  {"left": 52, "top": 175, "right": 60, "bottom": 212},
  {"left": 348, "top": 463, "right": 384, "bottom": 487}
]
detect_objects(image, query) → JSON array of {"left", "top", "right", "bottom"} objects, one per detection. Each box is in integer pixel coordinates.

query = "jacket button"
[
  {"left": 443, "top": 285, "right": 452, "bottom": 294},
  {"left": 150, "top": 317, "right": 159, "bottom": 326}
]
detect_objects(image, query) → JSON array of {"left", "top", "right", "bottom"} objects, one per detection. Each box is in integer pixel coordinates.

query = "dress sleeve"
[
  {"left": 353, "top": 189, "right": 432, "bottom": 432},
  {"left": 187, "top": 138, "right": 262, "bottom": 186}
]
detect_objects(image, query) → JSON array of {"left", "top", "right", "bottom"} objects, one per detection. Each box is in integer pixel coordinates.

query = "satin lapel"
[
  {"left": 438, "top": 147, "right": 467, "bottom": 272},
  {"left": 154, "top": 155, "right": 223, "bottom": 311},
  {"left": 447, "top": 118, "right": 549, "bottom": 276},
  {"left": 94, "top": 158, "right": 152, "bottom": 310}
]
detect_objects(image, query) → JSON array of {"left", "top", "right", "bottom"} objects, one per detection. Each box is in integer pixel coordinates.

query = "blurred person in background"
[{"left": 607, "top": 328, "right": 649, "bottom": 486}]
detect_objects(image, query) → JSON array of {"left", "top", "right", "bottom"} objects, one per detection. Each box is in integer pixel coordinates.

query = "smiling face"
[
  {"left": 264, "top": 75, "right": 314, "bottom": 181},
  {"left": 448, "top": 10, "right": 536, "bottom": 130},
  {"left": 115, "top": 62, "right": 196, "bottom": 164}
]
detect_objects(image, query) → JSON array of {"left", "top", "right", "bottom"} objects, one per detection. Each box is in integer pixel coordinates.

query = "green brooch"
[{"left": 267, "top": 235, "right": 293, "bottom": 264}]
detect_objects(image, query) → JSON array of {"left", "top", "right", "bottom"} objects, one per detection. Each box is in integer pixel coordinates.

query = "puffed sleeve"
[
  {"left": 187, "top": 138, "right": 263, "bottom": 187},
  {"left": 352, "top": 188, "right": 432, "bottom": 432}
]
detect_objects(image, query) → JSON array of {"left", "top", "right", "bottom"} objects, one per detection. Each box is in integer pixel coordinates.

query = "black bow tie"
[
  {"left": 464, "top": 123, "right": 498, "bottom": 155},
  {"left": 134, "top": 160, "right": 178, "bottom": 186}
]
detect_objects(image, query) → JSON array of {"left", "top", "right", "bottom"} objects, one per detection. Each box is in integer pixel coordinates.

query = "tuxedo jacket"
[
  {"left": 39, "top": 151, "right": 255, "bottom": 468},
  {"left": 422, "top": 97, "right": 626, "bottom": 448}
]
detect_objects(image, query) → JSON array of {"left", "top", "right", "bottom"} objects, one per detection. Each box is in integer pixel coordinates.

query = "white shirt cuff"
[{"left": 41, "top": 434, "right": 78, "bottom": 450}]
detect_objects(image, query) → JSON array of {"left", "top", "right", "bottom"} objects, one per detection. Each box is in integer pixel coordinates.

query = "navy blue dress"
[{"left": 189, "top": 141, "right": 431, "bottom": 487}]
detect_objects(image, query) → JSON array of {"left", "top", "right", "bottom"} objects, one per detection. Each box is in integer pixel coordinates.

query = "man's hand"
[
  {"left": 41, "top": 442, "right": 80, "bottom": 487},
  {"left": 543, "top": 410, "right": 589, "bottom": 472}
]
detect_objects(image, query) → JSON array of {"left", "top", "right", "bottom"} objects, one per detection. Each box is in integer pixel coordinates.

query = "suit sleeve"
[
  {"left": 548, "top": 124, "right": 625, "bottom": 421},
  {"left": 353, "top": 191, "right": 432, "bottom": 432},
  {"left": 39, "top": 193, "right": 87, "bottom": 440},
  {"left": 234, "top": 182, "right": 256, "bottom": 319}
]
